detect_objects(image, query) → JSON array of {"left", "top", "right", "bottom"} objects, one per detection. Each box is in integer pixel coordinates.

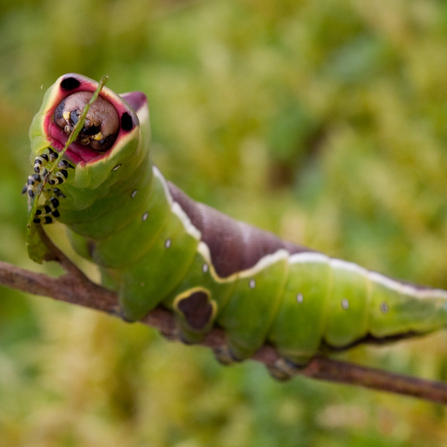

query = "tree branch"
[{"left": 2, "top": 233, "right": 447, "bottom": 404}]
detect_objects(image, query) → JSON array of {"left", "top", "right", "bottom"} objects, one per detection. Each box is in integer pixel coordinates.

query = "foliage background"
[{"left": 1, "top": 0, "right": 447, "bottom": 445}]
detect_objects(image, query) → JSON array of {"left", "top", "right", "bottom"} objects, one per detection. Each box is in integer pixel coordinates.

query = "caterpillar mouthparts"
[{"left": 53, "top": 91, "right": 119, "bottom": 152}]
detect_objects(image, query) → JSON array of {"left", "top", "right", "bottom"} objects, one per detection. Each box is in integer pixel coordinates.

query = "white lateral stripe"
[
  {"left": 330, "top": 258, "right": 368, "bottom": 276},
  {"left": 171, "top": 202, "right": 201, "bottom": 240},
  {"left": 153, "top": 166, "right": 201, "bottom": 240},
  {"left": 238, "top": 249, "right": 289, "bottom": 278},
  {"left": 289, "top": 252, "right": 330, "bottom": 264},
  {"left": 368, "top": 271, "right": 404, "bottom": 294},
  {"left": 290, "top": 252, "right": 447, "bottom": 300},
  {"left": 153, "top": 166, "right": 173, "bottom": 205},
  {"left": 368, "top": 271, "right": 447, "bottom": 299},
  {"left": 197, "top": 244, "right": 289, "bottom": 283},
  {"left": 198, "top": 241, "right": 212, "bottom": 263}
]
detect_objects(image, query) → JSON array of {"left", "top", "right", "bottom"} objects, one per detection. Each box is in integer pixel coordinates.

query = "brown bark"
[{"left": 1, "top": 229, "right": 447, "bottom": 404}]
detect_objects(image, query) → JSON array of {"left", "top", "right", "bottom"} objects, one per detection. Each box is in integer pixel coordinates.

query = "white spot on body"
[
  {"left": 112, "top": 164, "right": 121, "bottom": 171},
  {"left": 368, "top": 271, "right": 447, "bottom": 301},
  {"left": 296, "top": 293, "right": 304, "bottom": 304},
  {"left": 131, "top": 190, "right": 138, "bottom": 198},
  {"left": 341, "top": 298, "right": 349, "bottom": 310},
  {"left": 202, "top": 263, "right": 209, "bottom": 273},
  {"left": 249, "top": 279, "right": 256, "bottom": 289},
  {"left": 165, "top": 238, "right": 172, "bottom": 248},
  {"left": 142, "top": 212, "right": 149, "bottom": 221}
]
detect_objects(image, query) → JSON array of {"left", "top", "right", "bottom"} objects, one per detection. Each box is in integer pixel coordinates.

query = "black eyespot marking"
[
  {"left": 121, "top": 112, "right": 133, "bottom": 131},
  {"left": 60, "top": 77, "right": 81, "bottom": 91}
]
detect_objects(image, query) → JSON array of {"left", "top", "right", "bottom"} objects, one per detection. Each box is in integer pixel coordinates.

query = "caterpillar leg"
[
  {"left": 267, "top": 357, "right": 309, "bottom": 381},
  {"left": 214, "top": 347, "right": 310, "bottom": 379},
  {"left": 23, "top": 173, "right": 43, "bottom": 198},
  {"left": 48, "top": 160, "right": 74, "bottom": 186},
  {"left": 33, "top": 148, "right": 58, "bottom": 174},
  {"left": 33, "top": 196, "right": 61, "bottom": 224},
  {"left": 51, "top": 188, "right": 66, "bottom": 199},
  {"left": 213, "top": 345, "right": 243, "bottom": 365},
  {"left": 22, "top": 148, "right": 72, "bottom": 197}
]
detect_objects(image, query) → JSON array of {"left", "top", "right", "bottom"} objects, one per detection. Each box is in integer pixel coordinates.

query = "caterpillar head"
[
  {"left": 27, "top": 74, "right": 151, "bottom": 263},
  {"left": 30, "top": 73, "right": 149, "bottom": 169}
]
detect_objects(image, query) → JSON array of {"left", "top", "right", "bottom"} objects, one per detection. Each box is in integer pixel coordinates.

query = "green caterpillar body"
[{"left": 26, "top": 74, "right": 447, "bottom": 376}]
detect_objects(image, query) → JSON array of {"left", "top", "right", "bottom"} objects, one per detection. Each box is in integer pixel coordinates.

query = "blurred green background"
[{"left": 2, "top": 0, "right": 447, "bottom": 445}]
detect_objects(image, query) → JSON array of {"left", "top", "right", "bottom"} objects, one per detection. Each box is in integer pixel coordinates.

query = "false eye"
[{"left": 53, "top": 92, "right": 120, "bottom": 152}]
